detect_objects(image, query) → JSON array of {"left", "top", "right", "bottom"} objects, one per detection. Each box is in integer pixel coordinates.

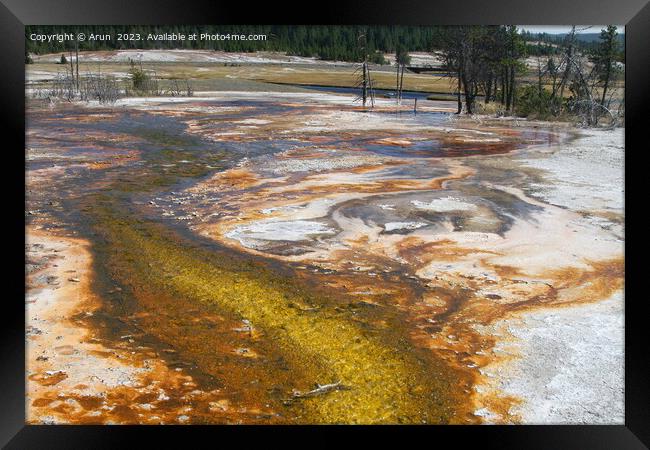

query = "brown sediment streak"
[
  {"left": 534, "top": 258, "right": 624, "bottom": 307},
  {"left": 80, "top": 202, "right": 473, "bottom": 424},
  {"left": 255, "top": 161, "right": 468, "bottom": 198},
  {"left": 370, "top": 138, "right": 415, "bottom": 146},
  {"left": 228, "top": 210, "right": 623, "bottom": 422},
  {"left": 26, "top": 97, "right": 617, "bottom": 424},
  {"left": 475, "top": 258, "right": 623, "bottom": 420},
  {"left": 478, "top": 258, "right": 624, "bottom": 312},
  {"left": 211, "top": 167, "right": 263, "bottom": 189},
  {"left": 199, "top": 163, "right": 476, "bottom": 256},
  {"left": 397, "top": 237, "right": 501, "bottom": 266},
  {"left": 26, "top": 227, "right": 279, "bottom": 424},
  {"left": 194, "top": 206, "right": 623, "bottom": 422},
  {"left": 36, "top": 111, "right": 119, "bottom": 123},
  {"left": 405, "top": 255, "right": 624, "bottom": 422},
  {"left": 348, "top": 160, "right": 406, "bottom": 173}
]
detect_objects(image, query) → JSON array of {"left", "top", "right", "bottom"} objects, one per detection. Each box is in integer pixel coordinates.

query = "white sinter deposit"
[
  {"left": 474, "top": 127, "right": 625, "bottom": 424},
  {"left": 225, "top": 220, "right": 335, "bottom": 248},
  {"left": 475, "top": 292, "right": 624, "bottom": 424},
  {"left": 411, "top": 197, "right": 478, "bottom": 212}
]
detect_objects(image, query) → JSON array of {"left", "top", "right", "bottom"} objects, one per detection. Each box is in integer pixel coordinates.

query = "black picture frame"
[{"left": 2, "top": 0, "right": 648, "bottom": 447}]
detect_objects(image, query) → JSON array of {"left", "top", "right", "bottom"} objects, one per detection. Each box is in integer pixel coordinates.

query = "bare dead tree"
[
  {"left": 75, "top": 39, "right": 80, "bottom": 91},
  {"left": 394, "top": 47, "right": 410, "bottom": 105},
  {"left": 395, "top": 58, "right": 400, "bottom": 104},
  {"left": 80, "top": 69, "right": 121, "bottom": 104},
  {"left": 166, "top": 79, "right": 195, "bottom": 97},
  {"left": 354, "top": 33, "right": 375, "bottom": 109},
  {"left": 399, "top": 62, "right": 405, "bottom": 104},
  {"left": 367, "top": 65, "right": 376, "bottom": 107},
  {"left": 69, "top": 47, "right": 75, "bottom": 91},
  {"left": 362, "top": 61, "right": 368, "bottom": 107},
  {"left": 33, "top": 68, "right": 75, "bottom": 102}
]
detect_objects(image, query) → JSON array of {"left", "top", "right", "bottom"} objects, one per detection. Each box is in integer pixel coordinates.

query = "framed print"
[{"left": 1, "top": 0, "right": 648, "bottom": 447}]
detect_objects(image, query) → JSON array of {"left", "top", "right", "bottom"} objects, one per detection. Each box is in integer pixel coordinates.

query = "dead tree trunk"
[
  {"left": 396, "top": 62, "right": 400, "bottom": 105},
  {"left": 537, "top": 57, "right": 544, "bottom": 98},
  {"left": 367, "top": 64, "right": 375, "bottom": 108},
  {"left": 509, "top": 65, "right": 516, "bottom": 112},
  {"left": 504, "top": 67, "right": 511, "bottom": 111},
  {"left": 485, "top": 74, "right": 492, "bottom": 104},
  {"left": 399, "top": 64, "right": 405, "bottom": 104},
  {"left": 500, "top": 68, "right": 506, "bottom": 105},
  {"left": 362, "top": 61, "right": 368, "bottom": 108},
  {"left": 456, "top": 67, "right": 462, "bottom": 114},
  {"left": 558, "top": 27, "right": 576, "bottom": 109},
  {"left": 601, "top": 64, "right": 612, "bottom": 107},
  {"left": 75, "top": 40, "right": 80, "bottom": 92},
  {"left": 461, "top": 71, "right": 473, "bottom": 114},
  {"left": 69, "top": 48, "right": 75, "bottom": 91}
]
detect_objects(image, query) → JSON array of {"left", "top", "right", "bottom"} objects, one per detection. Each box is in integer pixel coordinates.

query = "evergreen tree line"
[
  {"left": 435, "top": 25, "right": 623, "bottom": 125},
  {"left": 25, "top": 25, "right": 440, "bottom": 62},
  {"left": 25, "top": 25, "right": 617, "bottom": 62}
]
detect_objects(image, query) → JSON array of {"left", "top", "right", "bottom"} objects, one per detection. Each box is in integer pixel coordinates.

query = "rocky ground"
[
  {"left": 26, "top": 228, "right": 277, "bottom": 424},
  {"left": 154, "top": 99, "right": 624, "bottom": 423},
  {"left": 26, "top": 84, "right": 624, "bottom": 424},
  {"left": 469, "top": 127, "right": 625, "bottom": 424}
]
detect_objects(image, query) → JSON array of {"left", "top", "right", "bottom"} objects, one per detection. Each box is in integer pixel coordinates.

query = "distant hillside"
[
  {"left": 520, "top": 29, "right": 624, "bottom": 58},
  {"left": 522, "top": 30, "right": 625, "bottom": 46}
]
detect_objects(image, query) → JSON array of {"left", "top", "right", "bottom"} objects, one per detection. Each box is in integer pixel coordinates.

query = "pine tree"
[{"left": 590, "top": 25, "right": 619, "bottom": 107}]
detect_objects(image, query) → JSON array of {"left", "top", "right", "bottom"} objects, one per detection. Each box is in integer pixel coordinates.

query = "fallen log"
[{"left": 285, "top": 381, "right": 348, "bottom": 404}]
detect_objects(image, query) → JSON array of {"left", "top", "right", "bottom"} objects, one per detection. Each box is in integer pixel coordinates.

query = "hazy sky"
[{"left": 518, "top": 25, "right": 624, "bottom": 34}]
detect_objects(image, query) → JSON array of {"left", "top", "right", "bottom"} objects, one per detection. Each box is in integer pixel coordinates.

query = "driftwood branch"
[{"left": 284, "top": 381, "right": 348, "bottom": 404}]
